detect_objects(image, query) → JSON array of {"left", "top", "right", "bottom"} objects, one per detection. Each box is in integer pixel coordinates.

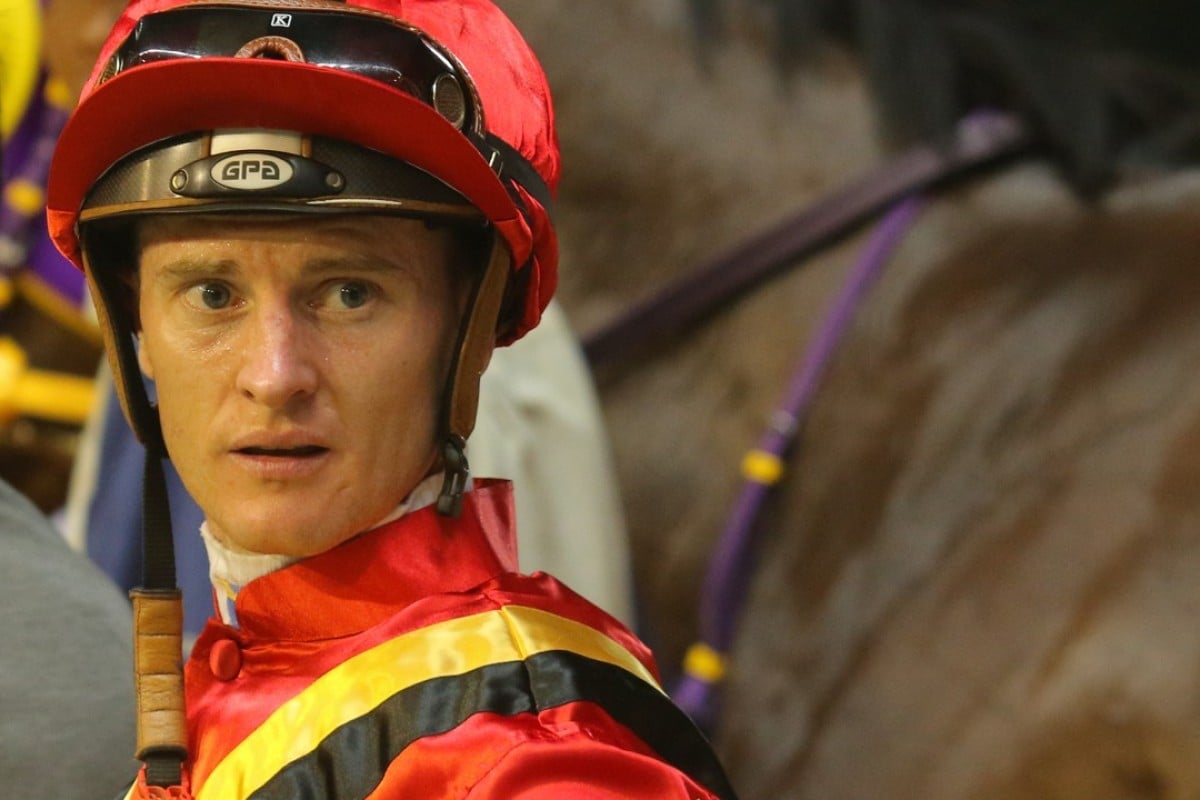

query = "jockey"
[
  {"left": 45, "top": 0, "right": 734, "bottom": 798},
  {"left": 38, "top": 0, "right": 633, "bottom": 642}
]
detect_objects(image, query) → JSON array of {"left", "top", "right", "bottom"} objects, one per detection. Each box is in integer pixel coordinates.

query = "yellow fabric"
[
  {"left": 5, "top": 178, "right": 44, "bottom": 216},
  {"left": 197, "top": 605, "right": 661, "bottom": 799},
  {"left": 0, "top": 0, "right": 40, "bottom": 138},
  {"left": 44, "top": 76, "right": 73, "bottom": 110},
  {"left": 0, "top": 337, "right": 95, "bottom": 423}
]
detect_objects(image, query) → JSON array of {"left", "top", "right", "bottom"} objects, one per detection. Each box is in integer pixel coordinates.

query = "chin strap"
[
  {"left": 436, "top": 433, "right": 469, "bottom": 517},
  {"left": 436, "top": 234, "right": 510, "bottom": 517},
  {"left": 134, "top": 449, "right": 189, "bottom": 788},
  {"left": 85, "top": 248, "right": 190, "bottom": 787},
  {"left": 80, "top": 273, "right": 188, "bottom": 786}
]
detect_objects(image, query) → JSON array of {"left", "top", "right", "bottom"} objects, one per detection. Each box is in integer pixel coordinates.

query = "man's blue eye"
[
  {"left": 339, "top": 282, "right": 371, "bottom": 309},
  {"left": 199, "top": 283, "right": 231, "bottom": 309}
]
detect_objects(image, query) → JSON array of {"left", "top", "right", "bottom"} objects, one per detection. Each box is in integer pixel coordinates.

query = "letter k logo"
[{"left": 270, "top": 13, "right": 292, "bottom": 27}]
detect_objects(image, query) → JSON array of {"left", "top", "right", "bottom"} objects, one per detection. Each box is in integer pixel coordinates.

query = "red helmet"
[
  {"left": 48, "top": 0, "right": 558, "bottom": 332},
  {"left": 45, "top": 0, "right": 560, "bottom": 493}
]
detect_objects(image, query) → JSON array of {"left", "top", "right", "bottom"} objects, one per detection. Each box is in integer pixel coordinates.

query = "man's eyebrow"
[
  {"left": 303, "top": 255, "right": 405, "bottom": 275},
  {"left": 152, "top": 257, "right": 240, "bottom": 280},
  {"left": 147, "top": 255, "right": 407, "bottom": 279}
]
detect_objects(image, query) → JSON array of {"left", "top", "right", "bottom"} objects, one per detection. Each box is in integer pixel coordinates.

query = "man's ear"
[{"left": 135, "top": 332, "right": 154, "bottom": 380}]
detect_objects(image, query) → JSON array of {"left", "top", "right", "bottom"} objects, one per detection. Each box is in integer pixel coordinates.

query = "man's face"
[{"left": 136, "top": 214, "right": 468, "bottom": 556}]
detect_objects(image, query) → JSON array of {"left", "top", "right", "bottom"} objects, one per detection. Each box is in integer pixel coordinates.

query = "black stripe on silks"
[
  {"left": 530, "top": 652, "right": 734, "bottom": 800},
  {"left": 247, "top": 660, "right": 533, "bottom": 800},
  {"left": 528, "top": 652, "right": 738, "bottom": 800},
  {"left": 246, "top": 651, "right": 737, "bottom": 800}
]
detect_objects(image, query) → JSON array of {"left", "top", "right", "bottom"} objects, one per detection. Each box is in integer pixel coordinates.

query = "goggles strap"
[
  {"left": 484, "top": 133, "right": 554, "bottom": 222},
  {"left": 437, "top": 235, "right": 509, "bottom": 516}
]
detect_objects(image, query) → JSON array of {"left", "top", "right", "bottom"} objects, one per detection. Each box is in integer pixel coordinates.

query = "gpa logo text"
[{"left": 211, "top": 154, "right": 294, "bottom": 191}]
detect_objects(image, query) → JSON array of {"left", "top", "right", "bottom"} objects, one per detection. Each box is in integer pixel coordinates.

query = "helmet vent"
[
  {"left": 235, "top": 36, "right": 306, "bottom": 62},
  {"left": 432, "top": 73, "right": 467, "bottom": 130}
]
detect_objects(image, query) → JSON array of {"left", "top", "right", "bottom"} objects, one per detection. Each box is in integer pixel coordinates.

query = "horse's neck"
[{"left": 500, "top": 0, "right": 882, "bottom": 330}]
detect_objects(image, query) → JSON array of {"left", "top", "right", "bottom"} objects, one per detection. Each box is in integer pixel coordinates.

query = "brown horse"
[{"left": 501, "top": 2, "right": 1200, "bottom": 798}]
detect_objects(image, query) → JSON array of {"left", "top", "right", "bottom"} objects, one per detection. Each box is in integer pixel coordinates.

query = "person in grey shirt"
[{"left": 0, "top": 478, "right": 137, "bottom": 799}]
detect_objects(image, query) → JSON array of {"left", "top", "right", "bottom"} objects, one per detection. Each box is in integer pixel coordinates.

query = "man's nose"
[{"left": 235, "top": 305, "right": 319, "bottom": 408}]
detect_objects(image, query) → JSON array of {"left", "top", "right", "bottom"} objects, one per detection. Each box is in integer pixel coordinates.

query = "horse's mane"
[{"left": 690, "top": 0, "right": 1200, "bottom": 193}]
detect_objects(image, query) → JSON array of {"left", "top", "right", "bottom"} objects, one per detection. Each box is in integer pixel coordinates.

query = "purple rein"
[{"left": 671, "top": 196, "right": 927, "bottom": 732}]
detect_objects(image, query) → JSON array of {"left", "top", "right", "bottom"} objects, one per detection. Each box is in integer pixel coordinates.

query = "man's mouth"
[{"left": 236, "top": 445, "right": 329, "bottom": 457}]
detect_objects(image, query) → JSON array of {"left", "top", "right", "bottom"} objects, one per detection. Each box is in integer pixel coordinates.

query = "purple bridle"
[
  {"left": 584, "top": 112, "right": 1030, "bottom": 369},
  {"left": 581, "top": 112, "right": 1034, "bottom": 733},
  {"left": 672, "top": 196, "right": 924, "bottom": 731}
]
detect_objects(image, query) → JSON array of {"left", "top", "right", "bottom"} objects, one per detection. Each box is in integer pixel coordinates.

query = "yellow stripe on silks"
[
  {"left": 741, "top": 449, "right": 784, "bottom": 486},
  {"left": 197, "top": 605, "right": 661, "bottom": 800}
]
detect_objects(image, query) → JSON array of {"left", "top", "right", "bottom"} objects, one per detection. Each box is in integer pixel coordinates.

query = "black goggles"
[{"left": 101, "top": 4, "right": 482, "bottom": 135}]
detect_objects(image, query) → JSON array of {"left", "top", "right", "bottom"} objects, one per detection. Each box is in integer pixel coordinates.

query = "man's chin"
[{"left": 207, "top": 511, "right": 355, "bottom": 559}]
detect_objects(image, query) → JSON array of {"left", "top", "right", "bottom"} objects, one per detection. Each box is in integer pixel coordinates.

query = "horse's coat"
[{"left": 501, "top": 2, "right": 1200, "bottom": 797}]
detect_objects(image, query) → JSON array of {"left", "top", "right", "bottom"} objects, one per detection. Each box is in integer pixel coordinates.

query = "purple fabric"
[
  {"left": 27, "top": 215, "right": 85, "bottom": 303},
  {"left": 2, "top": 76, "right": 44, "bottom": 177},
  {"left": 2, "top": 72, "right": 82, "bottom": 302}
]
